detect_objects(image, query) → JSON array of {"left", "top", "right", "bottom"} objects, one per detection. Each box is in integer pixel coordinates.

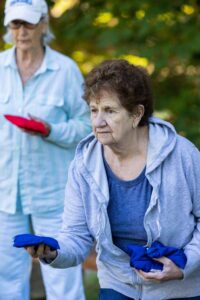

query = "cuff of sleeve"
[
  {"left": 40, "top": 250, "right": 62, "bottom": 266},
  {"left": 44, "top": 123, "right": 59, "bottom": 143},
  {"left": 40, "top": 249, "right": 77, "bottom": 269}
]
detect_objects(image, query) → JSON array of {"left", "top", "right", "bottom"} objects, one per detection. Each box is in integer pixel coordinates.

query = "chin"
[
  {"left": 97, "top": 137, "right": 113, "bottom": 145},
  {"left": 17, "top": 43, "right": 31, "bottom": 51}
]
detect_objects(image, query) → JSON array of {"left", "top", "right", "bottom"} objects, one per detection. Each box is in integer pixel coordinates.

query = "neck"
[
  {"left": 15, "top": 46, "right": 45, "bottom": 85},
  {"left": 104, "top": 125, "right": 149, "bottom": 161},
  {"left": 15, "top": 46, "right": 45, "bottom": 67}
]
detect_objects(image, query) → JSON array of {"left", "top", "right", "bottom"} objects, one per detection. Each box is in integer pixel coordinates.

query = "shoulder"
[
  {"left": 47, "top": 47, "right": 81, "bottom": 74},
  {"left": 176, "top": 134, "right": 199, "bottom": 157},
  {"left": 71, "top": 133, "right": 100, "bottom": 172},
  {"left": 172, "top": 135, "right": 200, "bottom": 174},
  {"left": 0, "top": 48, "right": 12, "bottom": 63}
]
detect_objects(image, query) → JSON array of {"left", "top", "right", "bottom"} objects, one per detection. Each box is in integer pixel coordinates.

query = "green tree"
[{"left": 0, "top": 0, "right": 199, "bottom": 147}]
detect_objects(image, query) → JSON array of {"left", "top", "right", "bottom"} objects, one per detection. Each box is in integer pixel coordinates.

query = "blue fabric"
[
  {"left": 127, "top": 241, "right": 187, "bottom": 272},
  {"left": 99, "top": 290, "right": 200, "bottom": 300},
  {"left": 170, "top": 297, "right": 200, "bottom": 300},
  {"left": 99, "top": 289, "right": 133, "bottom": 300},
  {"left": 13, "top": 233, "right": 60, "bottom": 250},
  {"left": 147, "top": 241, "right": 187, "bottom": 268},
  {"left": 10, "top": 0, "right": 32, "bottom": 6},
  {"left": 127, "top": 244, "right": 163, "bottom": 271},
  {"left": 104, "top": 155, "right": 152, "bottom": 253}
]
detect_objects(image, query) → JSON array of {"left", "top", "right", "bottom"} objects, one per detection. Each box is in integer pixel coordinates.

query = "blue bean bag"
[
  {"left": 127, "top": 241, "right": 187, "bottom": 272},
  {"left": 13, "top": 233, "right": 60, "bottom": 250}
]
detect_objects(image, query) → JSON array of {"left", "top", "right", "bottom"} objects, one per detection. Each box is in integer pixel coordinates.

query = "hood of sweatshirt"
[{"left": 75, "top": 116, "right": 177, "bottom": 201}]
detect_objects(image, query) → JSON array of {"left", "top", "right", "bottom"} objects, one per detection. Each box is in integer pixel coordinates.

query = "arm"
[
  {"left": 182, "top": 145, "right": 200, "bottom": 278},
  {"left": 45, "top": 63, "right": 91, "bottom": 148},
  {"left": 53, "top": 161, "right": 94, "bottom": 268},
  {"left": 45, "top": 160, "right": 94, "bottom": 268},
  {"left": 25, "top": 159, "right": 94, "bottom": 267},
  {"left": 137, "top": 144, "right": 200, "bottom": 283}
]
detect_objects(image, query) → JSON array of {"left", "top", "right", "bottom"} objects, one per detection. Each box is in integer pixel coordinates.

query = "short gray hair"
[{"left": 3, "top": 15, "right": 55, "bottom": 45}]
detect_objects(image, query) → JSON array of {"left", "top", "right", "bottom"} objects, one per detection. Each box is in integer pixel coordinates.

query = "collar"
[
  {"left": 3, "top": 46, "right": 17, "bottom": 69},
  {"left": 3, "top": 46, "right": 60, "bottom": 73}
]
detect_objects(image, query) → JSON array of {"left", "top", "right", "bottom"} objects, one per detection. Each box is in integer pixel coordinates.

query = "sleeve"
[
  {"left": 45, "top": 62, "right": 91, "bottom": 148},
  {"left": 49, "top": 160, "right": 95, "bottom": 268},
  {"left": 182, "top": 145, "right": 200, "bottom": 278}
]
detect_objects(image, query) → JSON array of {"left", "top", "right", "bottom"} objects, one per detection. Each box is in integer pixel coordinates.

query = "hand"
[
  {"left": 135, "top": 256, "right": 184, "bottom": 283},
  {"left": 20, "top": 114, "right": 51, "bottom": 137},
  {"left": 25, "top": 244, "right": 57, "bottom": 261}
]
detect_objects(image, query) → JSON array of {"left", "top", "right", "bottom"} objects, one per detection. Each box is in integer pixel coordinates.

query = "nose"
[
  {"left": 18, "top": 25, "right": 28, "bottom": 34},
  {"left": 92, "top": 112, "right": 107, "bottom": 127}
]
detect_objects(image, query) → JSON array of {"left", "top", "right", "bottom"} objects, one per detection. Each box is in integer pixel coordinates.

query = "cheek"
[
  {"left": 90, "top": 116, "right": 95, "bottom": 126},
  {"left": 90, "top": 119, "right": 97, "bottom": 133},
  {"left": 107, "top": 119, "right": 118, "bottom": 129},
  {"left": 10, "top": 31, "right": 17, "bottom": 41}
]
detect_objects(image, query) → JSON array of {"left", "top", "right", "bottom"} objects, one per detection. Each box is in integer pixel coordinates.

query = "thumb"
[
  {"left": 28, "top": 113, "right": 40, "bottom": 121},
  {"left": 153, "top": 256, "right": 170, "bottom": 264}
]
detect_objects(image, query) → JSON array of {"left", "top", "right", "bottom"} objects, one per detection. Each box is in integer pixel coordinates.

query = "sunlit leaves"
[{"left": 0, "top": 0, "right": 199, "bottom": 147}]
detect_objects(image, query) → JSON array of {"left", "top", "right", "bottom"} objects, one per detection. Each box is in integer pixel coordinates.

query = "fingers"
[
  {"left": 135, "top": 256, "right": 184, "bottom": 282},
  {"left": 27, "top": 114, "right": 51, "bottom": 137},
  {"left": 20, "top": 128, "right": 38, "bottom": 135},
  {"left": 25, "top": 244, "right": 57, "bottom": 261},
  {"left": 28, "top": 113, "right": 40, "bottom": 121},
  {"left": 37, "top": 244, "right": 47, "bottom": 258},
  {"left": 26, "top": 245, "right": 39, "bottom": 258},
  {"left": 137, "top": 269, "right": 163, "bottom": 283},
  {"left": 153, "top": 256, "right": 170, "bottom": 264},
  {"left": 26, "top": 244, "right": 46, "bottom": 258}
]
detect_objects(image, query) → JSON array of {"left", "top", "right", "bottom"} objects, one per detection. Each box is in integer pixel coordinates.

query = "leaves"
[{"left": 0, "top": 0, "right": 199, "bottom": 147}]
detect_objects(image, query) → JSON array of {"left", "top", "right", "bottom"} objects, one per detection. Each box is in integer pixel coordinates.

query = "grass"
[
  {"left": 84, "top": 270, "right": 99, "bottom": 300},
  {"left": 30, "top": 262, "right": 99, "bottom": 300}
]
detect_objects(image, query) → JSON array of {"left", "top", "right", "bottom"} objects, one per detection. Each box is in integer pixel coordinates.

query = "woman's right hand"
[{"left": 25, "top": 244, "right": 57, "bottom": 261}]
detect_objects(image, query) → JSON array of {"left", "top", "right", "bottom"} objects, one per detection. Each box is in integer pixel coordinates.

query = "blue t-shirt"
[{"left": 104, "top": 157, "right": 152, "bottom": 254}]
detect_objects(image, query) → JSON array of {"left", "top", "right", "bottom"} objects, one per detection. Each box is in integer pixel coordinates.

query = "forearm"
[{"left": 44, "top": 114, "right": 91, "bottom": 148}]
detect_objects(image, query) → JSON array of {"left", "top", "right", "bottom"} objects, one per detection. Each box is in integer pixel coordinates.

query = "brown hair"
[{"left": 83, "top": 59, "right": 154, "bottom": 126}]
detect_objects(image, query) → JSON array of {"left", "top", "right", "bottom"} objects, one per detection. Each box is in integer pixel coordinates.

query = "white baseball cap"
[{"left": 4, "top": 0, "right": 48, "bottom": 26}]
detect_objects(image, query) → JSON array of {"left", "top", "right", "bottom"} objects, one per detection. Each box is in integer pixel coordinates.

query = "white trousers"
[{"left": 0, "top": 210, "right": 85, "bottom": 300}]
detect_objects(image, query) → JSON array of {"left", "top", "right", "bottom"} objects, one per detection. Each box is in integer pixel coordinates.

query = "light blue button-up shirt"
[{"left": 0, "top": 46, "right": 91, "bottom": 214}]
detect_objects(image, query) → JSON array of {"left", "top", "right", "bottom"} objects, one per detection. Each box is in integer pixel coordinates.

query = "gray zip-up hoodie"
[{"left": 50, "top": 117, "right": 200, "bottom": 300}]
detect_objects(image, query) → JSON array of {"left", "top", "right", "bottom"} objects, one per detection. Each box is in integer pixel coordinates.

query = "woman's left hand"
[
  {"left": 136, "top": 257, "right": 184, "bottom": 283},
  {"left": 21, "top": 114, "right": 51, "bottom": 137}
]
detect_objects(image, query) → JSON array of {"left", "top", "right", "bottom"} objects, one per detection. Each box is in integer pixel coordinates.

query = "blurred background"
[
  {"left": 0, "top": 0, "right": 199, "bottom": 147},
  {"left": 0, "top": 0, "right": 199, "bottom": 299}
]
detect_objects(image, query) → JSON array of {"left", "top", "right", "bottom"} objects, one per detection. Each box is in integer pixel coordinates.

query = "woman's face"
[
  {"left": 9, "top": 19, "right": 46, "bottom": 51},
  {"left": 90, "top": 91, "right": 135, "bottom": 146}
]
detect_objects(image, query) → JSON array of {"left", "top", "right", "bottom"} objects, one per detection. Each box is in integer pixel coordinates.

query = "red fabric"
[{"left": 4, "top": 114, "right": 49, "bottom": 136}]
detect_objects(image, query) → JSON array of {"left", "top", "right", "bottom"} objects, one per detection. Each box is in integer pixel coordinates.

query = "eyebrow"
[{"left": 90, "top": 104, "right": 118, "bottom": 110}]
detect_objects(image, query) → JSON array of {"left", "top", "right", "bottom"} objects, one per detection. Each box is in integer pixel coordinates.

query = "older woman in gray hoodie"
[{"left": 25, "top": 60, "right": 200, "bottom": 300}]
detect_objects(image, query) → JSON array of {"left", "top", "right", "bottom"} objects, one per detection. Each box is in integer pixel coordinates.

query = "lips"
[
  {"left": 96, "top": 131, "right": 110, "bottom": 134},
  {"left": 19, "top": 40, "right": 29, "bottom": 42}
]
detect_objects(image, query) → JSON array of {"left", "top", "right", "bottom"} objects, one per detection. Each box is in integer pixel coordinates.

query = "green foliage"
[
  {"left": 84, "top": 270, "right": 99, "bottom": 300},
  {"left": 0, "top": 0, "right": 199, "bottom": 147}
]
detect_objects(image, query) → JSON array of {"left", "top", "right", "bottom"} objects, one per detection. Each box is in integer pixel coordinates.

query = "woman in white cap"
[{"left": 0, "top": 0, "right": 91, "bottom": 299}]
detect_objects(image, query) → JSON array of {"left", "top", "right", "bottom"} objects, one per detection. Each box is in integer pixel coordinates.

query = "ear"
[
  {"left": 132, "top": 105, "right": 145, "bottom": 128},
  {"left": 41, "top": 21, "right": 48, "bottom": 34}
]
